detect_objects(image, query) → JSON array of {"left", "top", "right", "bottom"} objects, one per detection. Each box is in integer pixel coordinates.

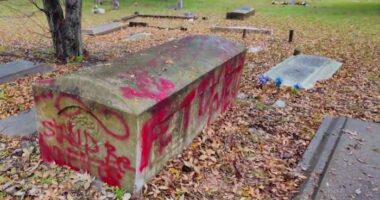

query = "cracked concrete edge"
[{"left": 294, "top": 116, "right": 348, "bottom": 200}]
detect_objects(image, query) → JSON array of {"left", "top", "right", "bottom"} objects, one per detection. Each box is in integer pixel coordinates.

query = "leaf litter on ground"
[{"left": 0, "top": 8, "right": 379, "bottom": 200}]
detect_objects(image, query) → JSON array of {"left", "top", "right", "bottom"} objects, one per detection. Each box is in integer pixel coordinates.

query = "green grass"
[
  {"left": 83, "top": 0, "right": 380, "bottom": 29},
  {"left": 0, "top": 0, "right": 379, "bottom": 35},
  {"left": 114, "top": 187, "right": 126, "bottom": 200}
]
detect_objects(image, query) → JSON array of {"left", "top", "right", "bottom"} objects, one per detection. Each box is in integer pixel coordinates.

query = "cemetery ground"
[{"left": 0, "top": 0, "right": 379, "bottom": 199}]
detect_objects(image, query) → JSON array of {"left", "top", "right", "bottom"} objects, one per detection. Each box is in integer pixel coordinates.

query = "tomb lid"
[{"left": 34, "top": 35, "right": 246, "bottom": 115}]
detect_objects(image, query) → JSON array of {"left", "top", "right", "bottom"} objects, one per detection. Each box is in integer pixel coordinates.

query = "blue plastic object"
[
  {"left": 258, "top": 74, "right": 269, "bottom": 85},
  {"left": 274, "top": 77, "right": 283, "bottom": 87}
]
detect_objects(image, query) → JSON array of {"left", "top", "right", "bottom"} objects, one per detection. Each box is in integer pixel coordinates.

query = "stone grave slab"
[
  {"left": 138, "top": 13, "right": 197, "bottom": 20},
  {"left": 0, "top": 108, "right": 36, "bottom": 137},
  {"left": 226, "top": 6, "right": 255, "bottom": 20},
  {"left": 265, "top": 54, "right": 342, "bottom": 89},
  {"left": 0, "top": 60, "right": 52, "bottom": 84},
  {"left": 296, "top": 117, "right": 380, "bottom": 199},
  {"left": 82, "top": 22, "right": 128, "bottom": 36},
  {"left": 211, "top": 26, "right": 272, "bottom": 35},
  {"left": 33, "top": 35, "right": 247, "bottom": 192}
]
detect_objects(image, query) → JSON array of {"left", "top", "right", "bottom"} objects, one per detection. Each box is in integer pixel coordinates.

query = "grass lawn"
[{"left": 1, "top": 0, "right": 379, "bottom": 34}]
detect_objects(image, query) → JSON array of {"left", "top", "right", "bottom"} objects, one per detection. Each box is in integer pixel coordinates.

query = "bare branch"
[
  {"left": 28, "top": 29, "right": 52, "bottom": 39},
  {"left": 0, "top": 2, "right": 50, "bottom": 39},
  {"left": 29, "top": 0, "right": 49, "bottom": 15}
]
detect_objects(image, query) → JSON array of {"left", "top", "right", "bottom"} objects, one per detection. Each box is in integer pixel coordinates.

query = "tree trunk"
[{"left": 42, "top": 0, "right": 83, "bottom": 61}]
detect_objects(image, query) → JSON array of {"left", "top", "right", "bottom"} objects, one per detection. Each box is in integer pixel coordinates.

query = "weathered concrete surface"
[
  {"left": 265, "top": 54, "right": 342, "bottom": 89},
  {"left": 211, "top": 26, "right": 272, "bottom": 35},
  {"left": 82, "top": 22, "right": 128, "bottom": 36},
  {"left": 33, "top": 35, "right": 247, "bottom": 192},
  {"left": 296, "top": 117, "right": 380, "bottom": 200},
  {"left": 0, "top": 60, "right": 52, "bottom": 84},
  {"left": 0, "top": 108, "right": 36, "bottom": 137},
  {"left": 226, "top": 6, "right": 255, "bottom": 20}
]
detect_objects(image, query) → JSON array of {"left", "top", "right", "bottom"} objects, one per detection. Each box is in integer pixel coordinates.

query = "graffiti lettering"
[
  {"left": 39, "top": 133, "right": 134, "bottom": 186},
  {"left": 139, "top": 102, "right": 175, "bottom": 171},
  {"left": 38, "top": 91, "right": 134, "bottom": 187},
  {"left": 139, "top": 54, "right": 245, "bottom": 172}
]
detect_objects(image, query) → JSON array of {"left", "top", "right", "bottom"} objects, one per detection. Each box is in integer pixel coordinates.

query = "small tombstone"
[
  {"left": 168, "top": 0, "right": 183, "bottom": 10},
  {"left": 177, "top": 0, "right": 183, "bottom": 9},
  {"left": 226, "top": 6, "right": 255, "bottom": 20}
]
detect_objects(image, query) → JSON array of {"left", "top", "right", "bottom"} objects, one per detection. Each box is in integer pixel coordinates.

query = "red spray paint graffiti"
[
  {"left": 139, "top": 54, "right": 246, "bottom": 172},
  {"left": 35, "top": 79, "right": 55, "bottom": 85},
  {"left": 34, "top": 90, "right": 53, "bottom": 103},
  {"left": 54, "top": 93, "right": 130, "bottom": 140},
  {"left": 120, "top": 71, "right": 175, "bottom": 101},
  {"left": 40, "top": 131, "right": 134, "bottom": 186},
  {"left": 37, "top": 92, "right": 133, "bottom": 186},
  {"left": 139, "top": 100, "right": 175, "bottom": 171}
]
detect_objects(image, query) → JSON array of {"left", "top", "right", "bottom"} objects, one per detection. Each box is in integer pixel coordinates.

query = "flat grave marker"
[
  {"left": 0, "top": 60, "right": 52, "bottom": 84},
  {"left": 297, "top": 117, "right": 380, "bottom": 199},
  {"left": 265, "top": 54, "right": 342, "bottom": 89},
  {"left": 83, "top": 22, "right": 128, "bottom": 36},
  {"left": 0, "top": 108, "right": 36, "bottom": 137}
]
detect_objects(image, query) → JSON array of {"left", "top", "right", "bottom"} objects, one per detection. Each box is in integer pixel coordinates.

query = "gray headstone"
[
  {"left": 168, "top": 0, "right": 183, "bottom": 10},
  {"left": 265, "top": 54, "right": 342, "bottom": 89},
  {"left": 178, "top": 0, "right": 183, "bottom": 9},
  {"left": 226, "top": 6, "right": 255, "bottom": 20},
  {"left": 0, "top": 60, "right": 52, "bottom": 84},
  {"left": 289, "top": 0, "right": 296, "bottom": 5},
  {"left": 82, "top": 22, "right": 128, "bottom": 36},
  {"left": 0, "top": 108, "right": 37, "bottom": 137}
]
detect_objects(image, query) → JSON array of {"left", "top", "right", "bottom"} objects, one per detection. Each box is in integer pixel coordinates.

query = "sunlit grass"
[{"left": 0, "top": 0, "right": 379, "bottom": 38}]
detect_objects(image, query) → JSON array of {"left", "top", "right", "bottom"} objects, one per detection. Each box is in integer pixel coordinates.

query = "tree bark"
[{"left": 42, "top": 0, "right": 83, "bottom": 61}]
